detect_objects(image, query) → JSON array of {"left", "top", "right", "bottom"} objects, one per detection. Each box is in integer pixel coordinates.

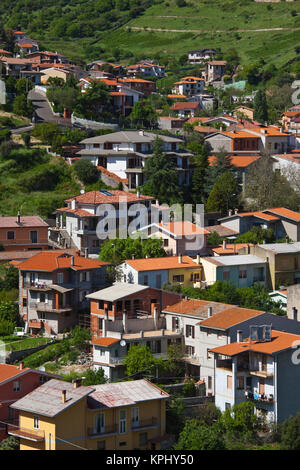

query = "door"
[
  {"left": 259, "top": 379, "right": 265, "bottom": 395},
  {"left": 30, "top": 230, "right": 38, "bottom": 243},
  {"left": 95, "top": 413, "right": 105, "bottom": 434},
  {"left": 131, "top": 407, "right": 139, "bottom": 428}
]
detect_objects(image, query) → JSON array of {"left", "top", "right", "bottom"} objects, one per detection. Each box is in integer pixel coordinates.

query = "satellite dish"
[
  {"left": 39, "top": 366, "right": 46, "bottom": 372},
  {"left": 120, "top": 340, "right": 126, "bottom": 347}
]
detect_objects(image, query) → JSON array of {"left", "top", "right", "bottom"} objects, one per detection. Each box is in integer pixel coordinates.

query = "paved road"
[
  {"left": 28, "top": 89, "right": 72, "bottom": 128},
  {"left": 128, "top": 26, "right": 300, "bottom": 33},
  {"left": 11, "top": 124, "right": 34, "bottom": 134}
]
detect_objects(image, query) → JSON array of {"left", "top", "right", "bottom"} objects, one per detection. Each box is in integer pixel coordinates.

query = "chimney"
[
  {"left": 70, "top": 255, "right": 74, "bottom": 266},
  {"left": 234, "top": 208, "right": 238, "bottom": 215},
  {"left": 153, "top": 305, "right": 159, "bottom": 330},
  {"left": 17, "top": 211, "right": 21, "bottom": 224},
  {"left": 132, "top": 254, "right": 135, "bottom": 260},
  {"left": 178, "top": 254, "right": 182, "bottom": 264},
  {"left": 196, "top": 254, "right": 201, "bottom": 264},
  {"left": 62, "top": 390, "right": 66, "bottom": 404},
  {"left": 228, "top": 209, "right": 232, "bottom": 216},
  {"left": 19, "top": 362, "right": 24, "bottom": 370},
  {"left": 222, "top": 239, "right": 227, "bottom": 250},
  {"left": 84, "top": 248, "right": 88, "bottom": 258},
  {"left": 73, "top": 378, "right": 82, "bottom": 389},
  {"left": 208, "top": 306, "right": 213, "bottom": 317},
  {"left": 161, "top": 329, "right": 165, "bottom": 336},
  {"left": 293, "top": 307, "right": 298, "bottom": 321},
  {"left": 136, "top": 190, "right": 141, "bottom": 198},
  {"left": 156, "top": 199, "right": 159, "bottom": 206},
  {"left": 122, "top": 309, "right": 128, "bottom": 334},
  {"left": 140, "top": 330, "right": 144, "bottom": 338},
  {"left": 285, "top": 235, "right": 289, "bottom": 244},
  {"left": 139, "top": 130, "right": 144, "bottom": 136},
  {"left": 237, "top": 330, "right": 242, "bottom": 343}
]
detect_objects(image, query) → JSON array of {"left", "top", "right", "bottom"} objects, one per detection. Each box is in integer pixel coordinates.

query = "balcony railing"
[
  {"left": 29, "top": 302, "right": 72, "bottom": 312},
  {"left": 131, "top": 417, "right": 158, "bottom": 429},
  {"left": 87, "top": 424, "right": 118, "bottom": 436},
  {"left": 244, "top": 390, "right": 274, "bottom": 403},
  {"left": 7, "top": 425, "right": 45, "bottom": 442}
]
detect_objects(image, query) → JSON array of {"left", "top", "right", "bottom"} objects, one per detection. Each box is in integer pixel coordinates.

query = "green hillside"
[{"left": 0, "top": 0, "right": 300, "bottom": 67}]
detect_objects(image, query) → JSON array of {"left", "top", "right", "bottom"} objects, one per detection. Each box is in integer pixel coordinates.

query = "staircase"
[{"left": 48, "top": 228, "right": 77, "bottom": 250}]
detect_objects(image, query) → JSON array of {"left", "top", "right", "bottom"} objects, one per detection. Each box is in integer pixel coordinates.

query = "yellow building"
[{"left": 8, "top": 379, "right": 170, "bottom": 451}]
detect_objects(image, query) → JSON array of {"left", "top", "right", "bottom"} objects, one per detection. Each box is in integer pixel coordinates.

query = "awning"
[{"left": 51, "top": 284, "right": 74, "bottom": 294}]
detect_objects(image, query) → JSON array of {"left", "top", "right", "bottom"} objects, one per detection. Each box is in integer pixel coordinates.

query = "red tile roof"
[
  {"left": 211, "top": 329, "right": 300, "bottom": 356},
  {"left": 200, "top": 306, "right": 263, "bottom": 330},
  {"left": 171, "top": 102, "right": 199, "bottom": 110},
  {"left": 92, "top": 337, "right": 119, "bottom": 347},
  {"left": 18, "top": 251, "right": 110, "bottom": 272},
  {"left": 208, "top": 155, "right": 261, "bottom": 168},
  {"left": 212, "top": 243, "right": 254, "bottom": 255},
  {"left": 65, "top": 190, "right": 153, "bottom": 205},
  {"left": 0, "top": 364, "right": 30, "bottom": 384},
  {"left": 238, "top": 211, "right": 279, "bottom": 221},
  {"left": 125, "top": 256, "right": 199, "bottom": 272},
  {"left": 156, "top": 221, "right": 209, "bottom": 236},
  {"left": 266, "top": 208, "right": 300, "bottom": 222},
  {"left": 163, "top": 298, "right": 237, "bottom": 317},
  {"left": 0, "top": 216, "right": 48, "bottom": 228}
]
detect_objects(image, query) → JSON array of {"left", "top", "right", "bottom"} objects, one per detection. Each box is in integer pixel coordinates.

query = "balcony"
[
  {"left": 29, "top": 302, "right": 72, "bottom": 313},
  {"left": 7, "top": 425, "right": 45, "bottom": 442},
  {"left": 87, "top": 424, "right": 118, "bottom": 437},
  {"left": 131, "top": 417, "right": 158, "bottom": 430},
  {"left": 244, "top": 390, "right": 274, "bottom": 404},
  {"left": 24, "top": 282, "right": 53, "bottom": 291}
]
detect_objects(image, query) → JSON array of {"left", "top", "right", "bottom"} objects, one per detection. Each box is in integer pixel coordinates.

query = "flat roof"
[
  {"left": 201, "top": 254, "right": 266, "bottom": 266},
  {"left": 257, "top": 242, "right": 300, "bottom": 254},
  {"left": 87, "top": 282, "right": 149, "bottom": 302},
  {"left": 80, "top": 131, "right": 182, "bottom": 145}
]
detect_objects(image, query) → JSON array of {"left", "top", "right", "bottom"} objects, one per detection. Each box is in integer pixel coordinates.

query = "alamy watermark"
[
  {"left": 94, "top": 201, "right": 206, "bottom": 252},
  {"left": 0, "top": 79, "right": 6, "bottom": 105},
  {"left": 292, "top": 80, "right": 300, "bottom": 105}
]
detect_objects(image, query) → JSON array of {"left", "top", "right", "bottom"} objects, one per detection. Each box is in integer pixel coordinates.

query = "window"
[
  {"left": 225, "top": 403, "right": 231, "bottom": 410},
  {"left": 185, "top": 345, "right": 195, "bottom": 356},
  {"left": 156, "top": 274, "right": 161, "bottom": 288},
  {"left": 173, "top": 275, "right": 184, "bottom": 283},
  {"left": 172, "top": 317, "right": 179, "bottom": 331},
  {"left": 223, "top": 271, "right": 230, "bottom": 281},
  {"left": 119, "top": 409, "right": 127, "bottom": 434},
  {"left": 131, "top": 407, "right": 139, "bottom": 427},
  {"left": 237, "top": 376, "right": 244, "bottom": 390},
  {"left": 163, "top": 239, "right": 169, "bottom": 247},
  {"left": 143, "top": 275, "right": 148, "bottom": 286},
  {"left": 185, "top": 325, "right": 195, "bottom": 338},
  {"left": 57, "top": 272, "right": 64, "bottom": 284},
  {"left": 116, "top": 301, "right": 123, "bottom": 312},
  {"left": 7, "top": 231, "right": 15, "bottom": 240},
  {"left": 97, "top": 441, "right": 106, "bottom": 450},
  {"left": 95, "top": 413, "right": 105, "bottom": 433},
  {"left": 30, "top": 230, "right": 38, "bottom": 244},
  {"left": 207, "top": 348, "right": 212, "bottom": 360},
  {"left": 139, "top": 432, "right": 148, "bottom": 446},
  {"left": 98, "top": 300, "right": 104, "bottom": 310},
  {"left": 13, "top": 380, "right": 21, "bottom": 392},
  {"left": 207, "top": 376, "right": 212, "bottom": 390},
  {"left": 107, "top": 302, "right": 113, "bottom": 311},
  {"left": 125, "top": 300, "right": 131, "bottom": 311},
  {"left": 239, "top": 269, "right": 247, "bottom": 279},
  {"left": 33, "top": 416, "right": 39, "bottom": 429},
  {"left": 119, "top": 441, "right": 127, "bottom": 447},
  {"left": 227, "top": 375, "right": 232, "bottom": 390},
  {"left": 191, "top": 272, "right": 200, "bottom": 281},
  {"left": 98, "top": 318, "right": 103, "bottom": 330}
]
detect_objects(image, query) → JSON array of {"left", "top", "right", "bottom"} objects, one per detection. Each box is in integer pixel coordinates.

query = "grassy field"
[
  {"left": 37, "top": 0, "right": 300, "bottom": 68},
  {"left": 1, "top": 336, "right": 50, "bottom": 351}
]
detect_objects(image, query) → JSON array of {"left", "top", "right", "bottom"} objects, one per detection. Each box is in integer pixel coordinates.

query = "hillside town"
[{"left": 1, "top": 2, "right": 300, "bottom": 453}]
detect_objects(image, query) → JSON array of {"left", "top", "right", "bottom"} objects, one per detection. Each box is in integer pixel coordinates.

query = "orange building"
[{"left": 0, "top": 214, "right": 49, "bottom": 252}]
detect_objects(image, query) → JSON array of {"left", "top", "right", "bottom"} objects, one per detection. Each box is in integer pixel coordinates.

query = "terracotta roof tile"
[
  {"left": 0, "top": 364, "right": 30, "bottom": 384},
  {"left": 0, "top": 216, "right": 48, "bottom": 228},
  {"left": 18, "top": 251, "right": 110, "bottom": 272},
  {"left": 92, "top": 337, "right": 119, "bottom": 347},
  {"left": 266, "top": 208, "right": 300, "bottom": 222},
  {"left": 211, "top": 329, "right": 300, "bottom": 355},
  {"left": 163, "top": 298, "right": 237, "bottom": 318},
  {"left": 125, "top": 255, "right": 199, "bottom": 272},
  {"left": 200, "top": 307, "right": 263, "bottom": 330},
  {"left": 65, "top": 190, "right": 153, "bottom": 205}
]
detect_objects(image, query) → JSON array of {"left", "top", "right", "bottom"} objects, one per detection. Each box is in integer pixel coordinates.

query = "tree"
[
  {"left": 174, "top": 420, "right": 226, "bottom": 450},
  {"left": 206, "top": 171, "right": 239, "bottom": 215},
  {"left": 21, "top": 132, "right": 30, "bottom": 148},
  {"left": 129, "top": 100, "right": 157, "bottom": 128},
  {"left": 220, "top": 402, "right": 258, "bottom": 442},
  {"left": 245, "top": 152, "right": 299, "bottom": 211},
  {"left": 253, "top": 89, "right": 268, "bottom": 123},
  {"left": 189, "top": 143, "right": 209, "bottom": 204},
  {"left": 207, "top": 231, "right": 223, "bottom": 246},
  {"left": 0, "top": 436, "right": 19, "bottom": 450},
  {"left": 142, "top": 138, "right": 182, "bottom": 205},
  {"left": 15, "top": 78, "right": 34, "bottom": 95},
  {"left": 69, "top": 326, "right": 91, "bottom": 351},
  {"left": 13, "top": 94, "right": 34, "bottom": 117},
  {"left": 82, "top": 368, "right": 106, "bottom": 385},
  {"left": 204, "top": 148, "right": 232, "bottom": 197},
  {"left": 74, "top": 80, "right": 111, "bottom": 120},
  {"left": 122, "top": 344, "right": 157, "bottom": 377},
  {"left": 99, "top": 237, "right": 166, "bottom": 265},
  {"left": 280, "top": 412, "right": 300, "bottom": 450},
  {"left": 73, "top": 159, "right": 99, "bottom": 185}
]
